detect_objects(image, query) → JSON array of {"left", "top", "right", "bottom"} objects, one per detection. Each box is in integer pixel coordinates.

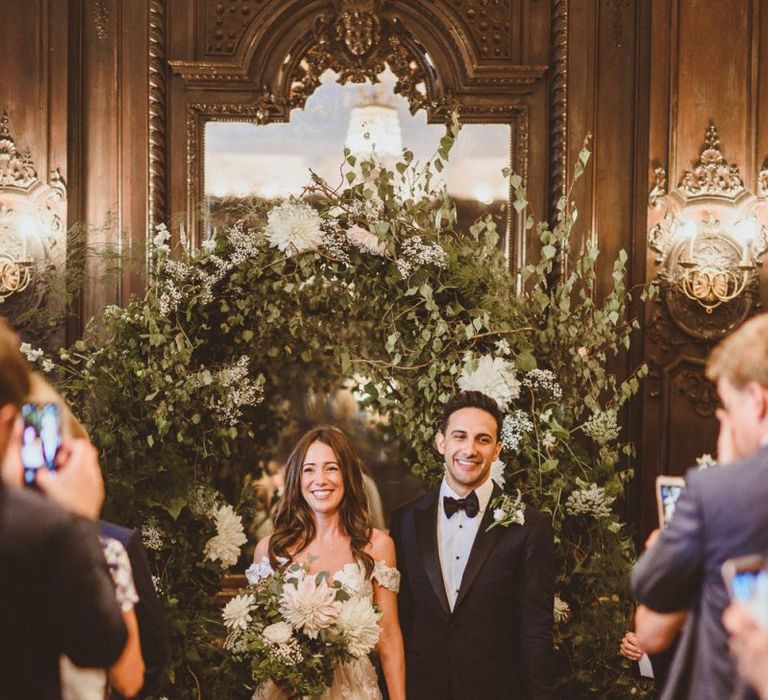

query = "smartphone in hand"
[
  {"left": 20, "top": 403, "right": 62, "bottom": 487},
  {"left": 656, "top": 475, "right": 686, "bottom": 527},
  {"left": 722, "top": 554, "right": 768, "bottom": 628}
]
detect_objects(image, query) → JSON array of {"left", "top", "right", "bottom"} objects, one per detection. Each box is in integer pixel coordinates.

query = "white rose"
[
  {"left": 493, "top": 508, "right": 505, "bottom": 522},
  {"left": 263, "top": 621, "right": 293, "bottom": 645}
]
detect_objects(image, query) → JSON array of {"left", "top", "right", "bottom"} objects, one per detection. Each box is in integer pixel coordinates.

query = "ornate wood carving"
[
  {"left": 678, "top": 124, "right": 745, "bottom": 198},
  {"left": 148, "top": 0, "right": 168, "bottom": 238},
  {"left": 205, "top": 0, "right": 259, "bottom": 56},
  {"left": 673, "top": 366, "right": 719, "bottom": 418},
  {"left": 92, "top": 0, "right": 110, "bottom": 41},
  {"left": 449, "top": 0, "right": 513, "bottom": 59},
  {"left": 0, "top": 113, "right": 66, "bottom": 201},
  {"left": 172, "top": 1, "right": 546, "bottom": 92},
  {"left": 0, "top": 116, "right": 36, "bottom": 189},
  {"left": 757, "top": 159, "right": 768, "bottom": 197}
]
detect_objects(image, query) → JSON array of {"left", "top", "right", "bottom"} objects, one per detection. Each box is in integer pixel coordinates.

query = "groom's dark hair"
[{"left": 440, "top": 391, "right": 503, "bottom": 438}]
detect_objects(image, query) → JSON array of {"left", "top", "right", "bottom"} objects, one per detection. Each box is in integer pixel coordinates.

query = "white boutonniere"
[{"left": 486, "top": 490, "right": 526, "bottom": 531}]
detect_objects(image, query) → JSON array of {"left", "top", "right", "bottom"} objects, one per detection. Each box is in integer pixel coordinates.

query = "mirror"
[{"left": 204, "top": 67, "right": 511, "bottom": 248}]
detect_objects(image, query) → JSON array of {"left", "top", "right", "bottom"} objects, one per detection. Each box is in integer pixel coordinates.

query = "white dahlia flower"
[
  {"left": 222, "top": 593, "right": 255, "bottom": 631},
  {"left": 204, "top": 504, "right": 247, "bottom": 569},
  {"left": 554, "top": 594, "right": 570, "bottom": 623},
  {"left": 265, "top": 201, "right": 324, "bottom": 255},
  {"left": 337, "top": 596, "right": 381, "bottom": 658},
  {"left": 458, "top": 355, "right": 520, "bottom": 410},
  {"left": 279, "top": 575, "right": 341, "bottom": 639}
]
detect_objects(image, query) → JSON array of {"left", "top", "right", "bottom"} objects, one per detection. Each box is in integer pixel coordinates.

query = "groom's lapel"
[
  {"left": 416, "top": 491, "right": 451, "bottom": 619},
  {"left": 454, "top": 481, "right": 505, "bottom": 611}
]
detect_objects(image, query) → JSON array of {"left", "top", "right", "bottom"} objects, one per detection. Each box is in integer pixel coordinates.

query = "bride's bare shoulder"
[
  {"left": 253, "top": 534, "right": 272, "bottom": 561},
  {"left": 367, "top": 528, "right": 395, "bottom": 563}
]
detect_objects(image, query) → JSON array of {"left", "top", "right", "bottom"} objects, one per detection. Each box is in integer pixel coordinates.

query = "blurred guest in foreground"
[
  {"left": 724, "top": 603, "right": 768, "bottom": 698},
  {"left": 0, "top": 319, "right": 126, "bottom": 699},
  {"left": 632, "top": 313, "right": 768, "bottom": 699}
]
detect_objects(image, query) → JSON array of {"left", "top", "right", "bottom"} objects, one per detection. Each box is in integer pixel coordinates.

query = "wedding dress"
[{"left": 252, "top": 558, "right": 400, "bottom": 700}]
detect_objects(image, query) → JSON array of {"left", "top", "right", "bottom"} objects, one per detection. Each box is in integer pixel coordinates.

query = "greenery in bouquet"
[
  {"left": 221, "top": 561, "right": 380, "bottom": 697},
  {"left": 18, "top": 114, "right": 654, "bottom": 697}
]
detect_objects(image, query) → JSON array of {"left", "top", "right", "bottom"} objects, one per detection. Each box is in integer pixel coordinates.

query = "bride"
[{"left": 251, "top": 426, "right": 406, "bottom": 700}]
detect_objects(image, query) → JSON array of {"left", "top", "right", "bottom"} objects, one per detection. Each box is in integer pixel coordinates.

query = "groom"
[{"left": 390, "top": 391, "right": 556, "bottom": 699}]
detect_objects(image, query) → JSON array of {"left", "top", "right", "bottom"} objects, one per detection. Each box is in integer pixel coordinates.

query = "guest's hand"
[
  {"left": 0, "top": 414, "right": 23, "bottom": 487},
  {"left": 619, "top": 631, "right": 644, "bottom": 661},
  {"left": 36, "top": 438, "right": 104, "bottom": 520},
  {"left": 716, "top": 407, "right": 739, "bottom": 464},
  {"left": 723, "top": 603, "right": 768, "bottom": 696},
  {"left": 644, "top": 528, "right": 661, "bottom": 550}
]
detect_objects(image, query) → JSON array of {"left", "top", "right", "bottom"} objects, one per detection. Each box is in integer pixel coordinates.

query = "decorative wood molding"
[
  {"left": 548, "top": 0, "right": 568, "bottom": 223},
  {"left": 607, "top": 0, "right": 631, "bottom": 49},
  {"left": 148, "top": 0, "right": 168, "bottom": 239},
  {"left": 92, "top": 0, "right": 111, "bottom": 41}
]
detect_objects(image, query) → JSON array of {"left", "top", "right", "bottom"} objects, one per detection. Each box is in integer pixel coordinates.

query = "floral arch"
[{"left": 31, "top": 133, "right": 650, "bottom": 697}]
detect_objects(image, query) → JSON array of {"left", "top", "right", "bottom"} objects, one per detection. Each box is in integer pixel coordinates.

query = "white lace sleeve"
[
  {"left": 372, "top": 560, "right": 400, "bottom": 592},
  {"left": 99, "top": 536, "right": 138, "bottom": 613}
]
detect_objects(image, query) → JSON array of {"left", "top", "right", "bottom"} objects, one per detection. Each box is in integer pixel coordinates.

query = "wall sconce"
[
  {"left": 0, "top": 112, "right": 66, "bottom": 303},
  {"left": 668, "top": 215, "right": 766, "bottom": 313},
  {"left": 0, "top": 213, "right": 36, "bottom": 300},
  {"left": 648, "top": 123, "right": 768, "bottom": 339}
]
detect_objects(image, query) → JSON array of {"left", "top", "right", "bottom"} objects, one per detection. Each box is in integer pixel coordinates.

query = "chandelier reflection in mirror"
[
  {"left": 668, "top": 215, "right": 767, "bottom": 313},
  {"left": 204, "top": 67, "right": 511, "bottom": 239}
]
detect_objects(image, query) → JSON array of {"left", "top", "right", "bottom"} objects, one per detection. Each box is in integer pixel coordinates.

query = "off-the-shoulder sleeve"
[{"left": 373, "top": 560, "right": 401, "bottom": 592}]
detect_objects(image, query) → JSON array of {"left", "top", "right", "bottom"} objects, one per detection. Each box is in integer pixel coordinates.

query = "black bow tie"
[{"left": 443, "top": 491, "right": 480, "bottom": 518}]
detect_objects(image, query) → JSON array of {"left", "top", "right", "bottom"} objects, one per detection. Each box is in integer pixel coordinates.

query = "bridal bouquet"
[{"left": 221, "top": 561, "right": 381, "bottom": 696}]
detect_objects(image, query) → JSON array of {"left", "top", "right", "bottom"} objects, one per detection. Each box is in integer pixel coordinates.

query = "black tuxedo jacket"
[
  {"left": 390, "top": 482, "right": 557, "bottom": 700},
  {"left": 99, "top": 521, "right": 170, "bottom": 699},
  {"left": 0, "top": 486, "right": 126, "bottom": 700}
]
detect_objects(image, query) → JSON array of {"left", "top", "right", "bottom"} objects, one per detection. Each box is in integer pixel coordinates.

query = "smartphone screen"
[
  {"left": 20, "top": 403, "right": 62, "bottom": 486},
  {"left": 661, "top": 484, "right": 684, "bottom": 521},
  {"left": 656, "top": 476, "right": 686, "bottom": 527}
]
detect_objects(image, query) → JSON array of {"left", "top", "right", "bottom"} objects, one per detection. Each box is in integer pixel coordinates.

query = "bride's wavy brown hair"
[{"left": 268, "top": 426, "right": 374, "bottom": 577}]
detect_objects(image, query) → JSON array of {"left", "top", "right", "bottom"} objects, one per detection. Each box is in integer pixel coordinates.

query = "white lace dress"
[{"left": 252, "top": 559, "right": 400, "bottom": 700}]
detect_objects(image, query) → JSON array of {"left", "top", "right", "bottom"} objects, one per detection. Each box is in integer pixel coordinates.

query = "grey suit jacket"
[{"left": 632, "top": 447, "right": 768, "bottom": 700}]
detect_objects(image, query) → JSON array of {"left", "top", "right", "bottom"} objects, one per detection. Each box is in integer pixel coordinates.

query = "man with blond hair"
[
  {"left": 0, "top": 318, "right": 127, "bottom": 699},
  {"left": 632, "top": 312, "right": 768, "bottom": 700}
]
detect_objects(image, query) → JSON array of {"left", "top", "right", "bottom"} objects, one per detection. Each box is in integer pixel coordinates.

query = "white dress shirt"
[{"left": 437, "top": 476, "right": 494, "bottom": 610}]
